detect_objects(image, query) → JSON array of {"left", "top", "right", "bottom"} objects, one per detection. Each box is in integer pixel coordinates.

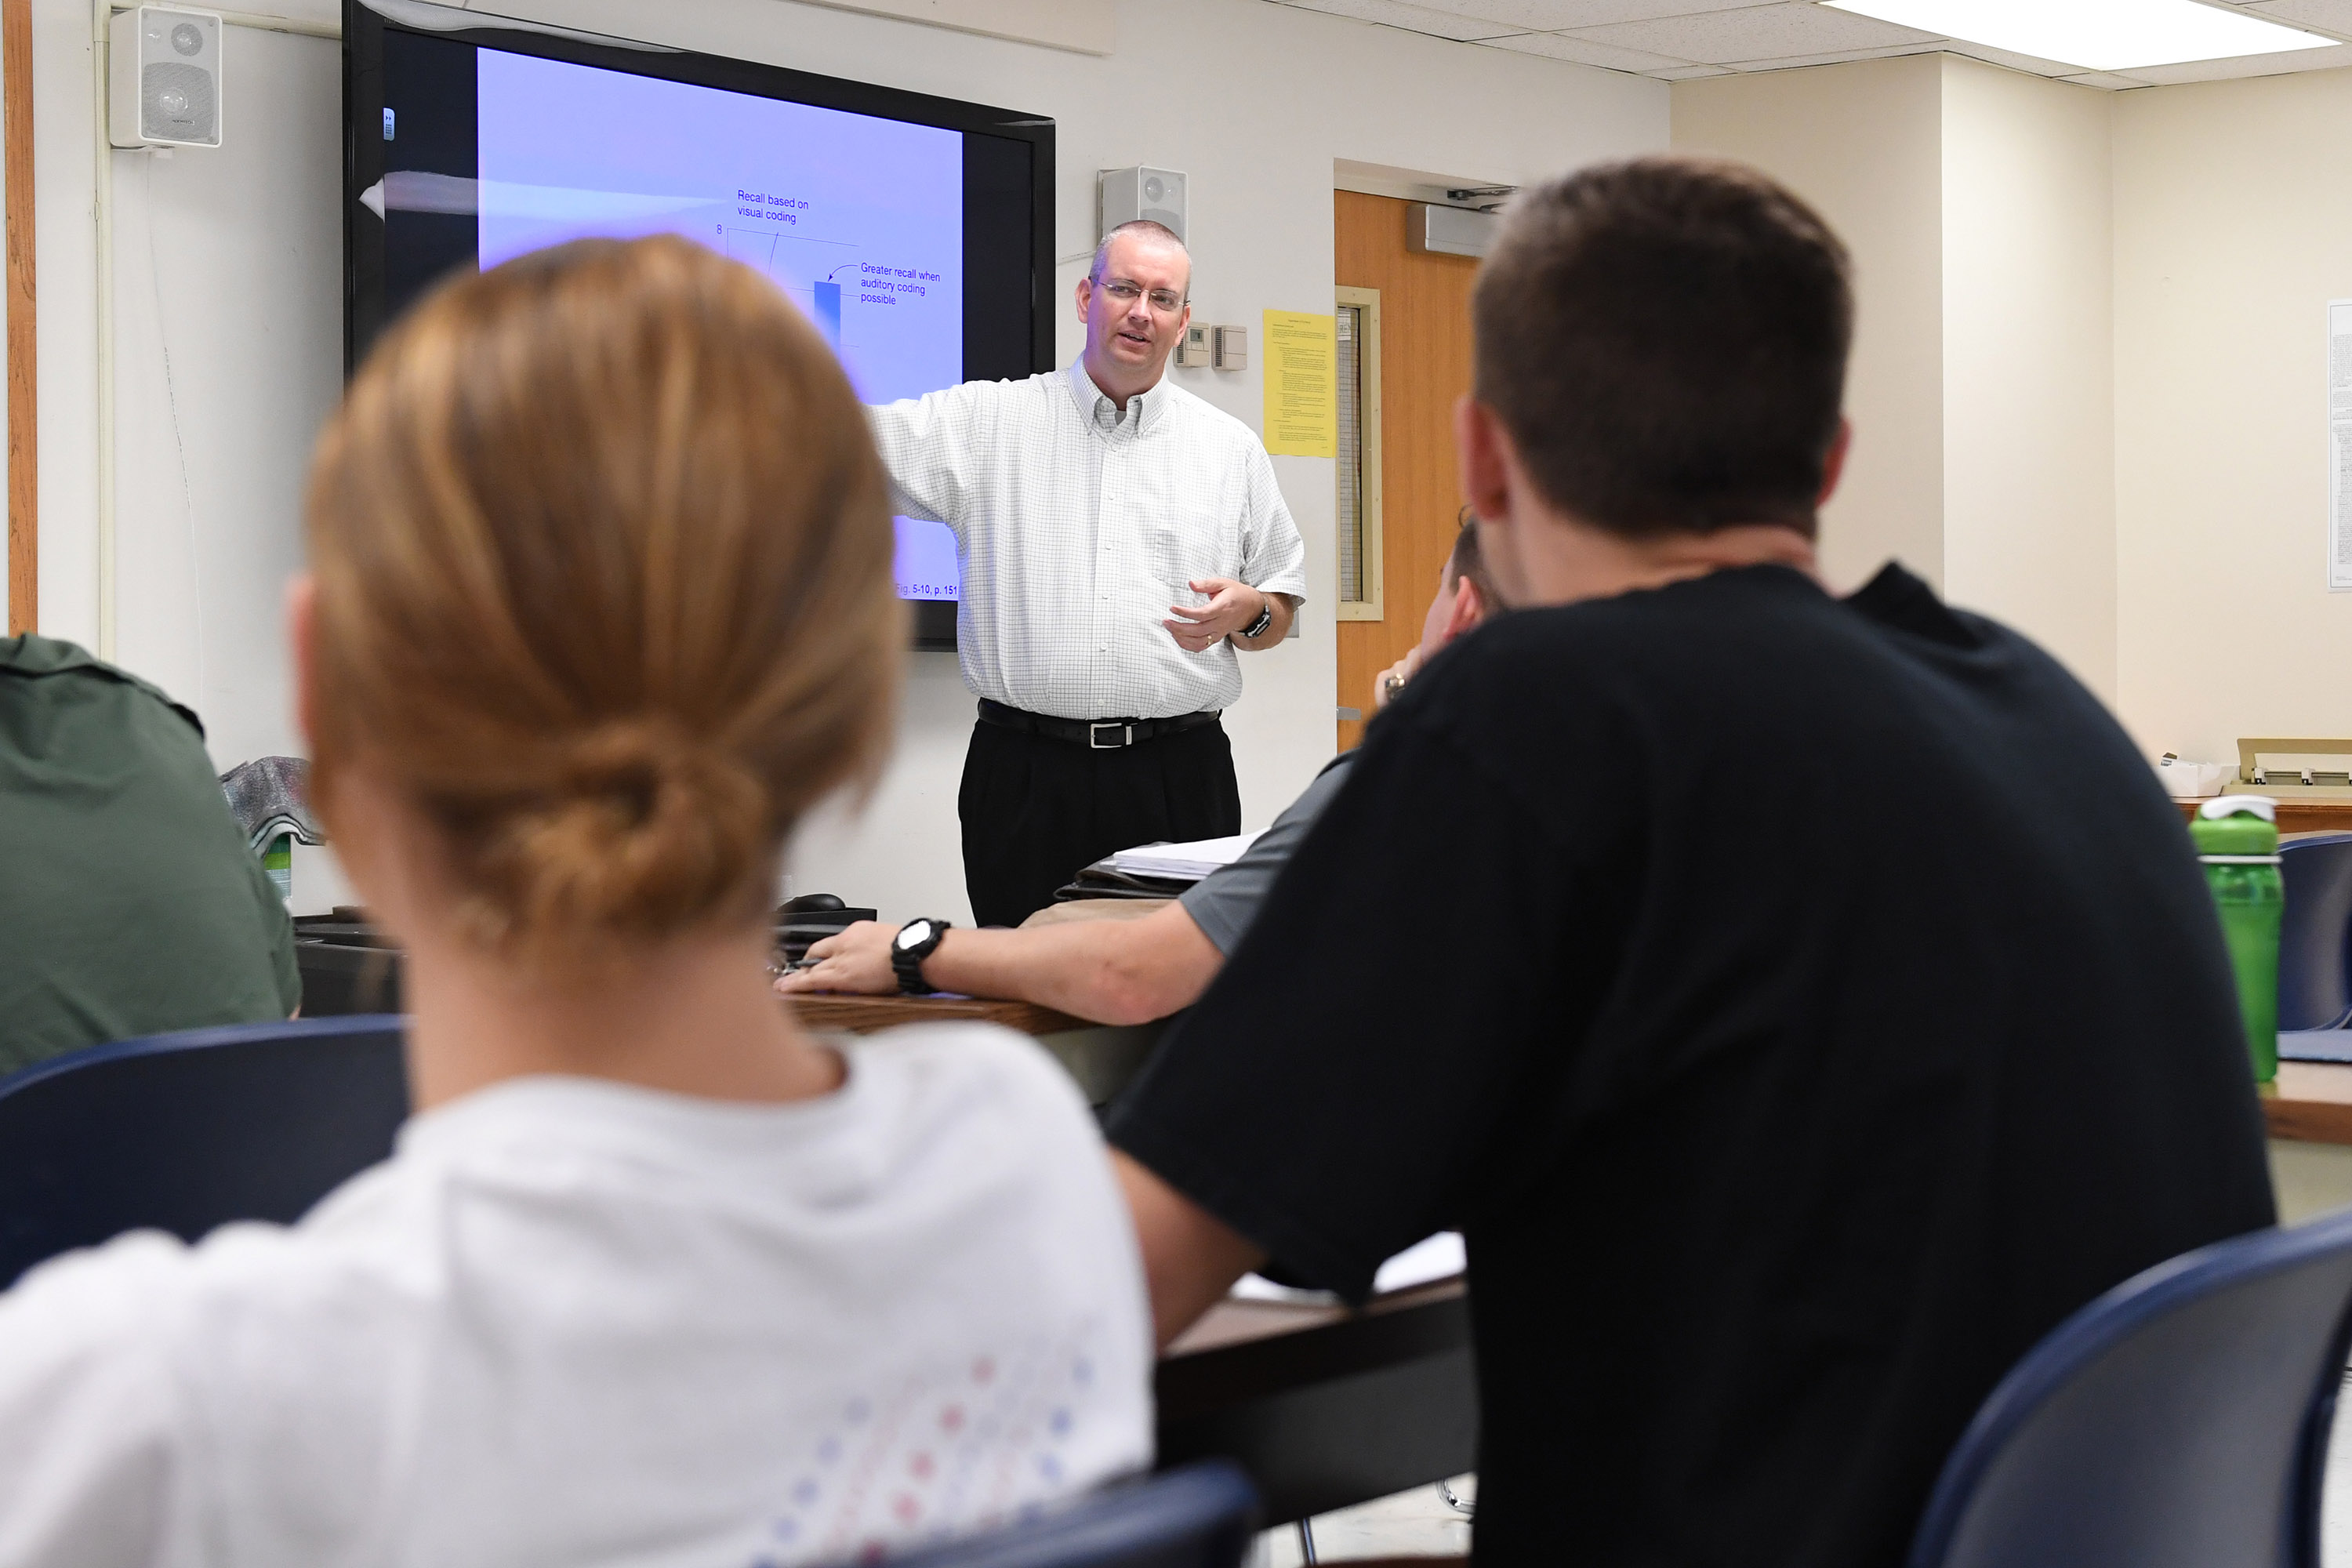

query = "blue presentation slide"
[{"left": 474, "top": 49, "right": 964, "bottom": 602}]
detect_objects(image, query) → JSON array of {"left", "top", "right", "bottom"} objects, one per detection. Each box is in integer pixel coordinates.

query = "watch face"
[{"left": 895, "top": 921, "right": 931, "bottom": 953}]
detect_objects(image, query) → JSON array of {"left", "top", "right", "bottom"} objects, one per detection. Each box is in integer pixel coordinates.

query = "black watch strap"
[
  {"left": 1241, "top": 594, "right": 1275, "bottom": 640},
  {"left": 891, "top": 918, "right": 952, "bottom": 995}
]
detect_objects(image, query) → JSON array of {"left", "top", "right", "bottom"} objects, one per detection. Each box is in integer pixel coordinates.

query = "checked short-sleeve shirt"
[{"left": 868, "top": 361, "right": 1308, "bottom": 723}]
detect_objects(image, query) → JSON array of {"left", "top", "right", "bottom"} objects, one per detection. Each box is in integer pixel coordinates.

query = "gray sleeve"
[{"left": 1178, "top": 757, "right": 1356, "bottom": 954}]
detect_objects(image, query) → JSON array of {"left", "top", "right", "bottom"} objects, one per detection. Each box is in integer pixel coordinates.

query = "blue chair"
[
  {"left": 2279, "top": 833, "right": 2352, "bottom": 1031},
  {"left": 875, "top": 1462, "right": 1258, "bottom": 1568},
  {"left": 1907, "top": 1207, "right": 2352, "bottom": 1568},
  {"left": 0, "top": 1014, "right": 408, "bottom": 1289}
]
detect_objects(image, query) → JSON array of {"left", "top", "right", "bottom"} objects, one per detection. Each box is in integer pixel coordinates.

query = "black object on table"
[{"left": 294, "top": 898, "right": 880, "bottom": 1014}]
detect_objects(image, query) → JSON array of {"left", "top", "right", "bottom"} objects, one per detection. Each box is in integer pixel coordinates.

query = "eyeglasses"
[
  {"left": 1457, "top": 506, "right": 1479, "bottom": 530},
  {"left": 1098, "top": 279, "right": 1186, "bottom": 315}
]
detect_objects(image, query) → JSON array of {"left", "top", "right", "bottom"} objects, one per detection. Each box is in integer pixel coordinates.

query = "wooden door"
[{"left": 1334, "top": 191, "right": 1479, "bottom": 752}]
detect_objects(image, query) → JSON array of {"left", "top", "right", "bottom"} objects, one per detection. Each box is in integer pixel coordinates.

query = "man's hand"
[
  {"left": 1163, "top": 578, "right": 1267, "bottom": 653},
  {"left": 774, "top": 920, "right": 900, "bottom": 997},
  {"left": 1373, "top": 645, "right": 1425, "bottom": 711}
]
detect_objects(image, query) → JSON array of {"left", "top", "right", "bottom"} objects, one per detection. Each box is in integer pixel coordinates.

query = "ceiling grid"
[{"left": 1270, "top": 0, "right": 2352, "bottom": 87}]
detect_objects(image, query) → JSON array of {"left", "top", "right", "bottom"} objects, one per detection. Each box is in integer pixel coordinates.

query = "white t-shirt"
[{"left": 0, "top": 1024, "right": 1153, "bottom": 1568}]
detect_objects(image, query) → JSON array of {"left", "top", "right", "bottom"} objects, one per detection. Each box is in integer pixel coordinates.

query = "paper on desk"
[
  {"left": 1105, "top": 832, "right": 1263, "bottom": 883},
  {"left": 1228, "top": 1232, "right": 1465, "bottom": 1305}
]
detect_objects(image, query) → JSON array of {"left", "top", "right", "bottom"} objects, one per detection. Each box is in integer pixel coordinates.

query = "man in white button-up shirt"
[{"left": 869, "top": 222, "right": 1308, "bottom": 929}]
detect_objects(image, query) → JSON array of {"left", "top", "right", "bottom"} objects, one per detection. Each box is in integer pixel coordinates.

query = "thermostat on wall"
[
  {"left": 1213, "top": 325, "right": 1248, "bottom": 371},
  {"left": 1176, "top": 321, "right": 1214, "bottom": 368}
]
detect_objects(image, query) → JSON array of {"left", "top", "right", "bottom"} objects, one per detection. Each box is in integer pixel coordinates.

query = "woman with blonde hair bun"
[{"left": 0, "top": 236, "right": 1151, "bottom": 1566}]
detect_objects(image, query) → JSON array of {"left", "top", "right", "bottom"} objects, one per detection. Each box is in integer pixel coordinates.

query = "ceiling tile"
[
  {"left": 1403, "top": 0, "right": 1758, "bottom": 27},
  {"left": 1936, "top": 38, "right": 2084, "bottom": 77},
  {"left": 1727, "top": 40, "right": 1944, "bottom": 70},
  {"left": 1272, "top": 0, "right": 1530, "bottom": 41},
  {"left": 2053, "top": 71, "right": 2144, "bottom": 91},
  {"left": 2110, "top": 39, "right": 2352, "bottom": 83},
  {"left": 1482, "top": 28, "right": 1700, "bottom": 67},
  {"left": 1567, "top": 2, "right": 1942, "bottom": 64},
  {"left": 2246, "top": 0, "right": 2352, "bottom": 42},
  {"left": 1648, "top": 61, "right": 1737, "bottom": 76}
]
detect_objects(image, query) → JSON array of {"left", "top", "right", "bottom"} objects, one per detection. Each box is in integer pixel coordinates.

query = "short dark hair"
[
  {"left": 1445, "top": 513, "right": 1499, "bottom": 608},
  {"left": 1091, "top": 220, "right": 1189, "bottom": 293},
  {"left": 1472, "top": 157, "right": 1852, "bottom": 539}
]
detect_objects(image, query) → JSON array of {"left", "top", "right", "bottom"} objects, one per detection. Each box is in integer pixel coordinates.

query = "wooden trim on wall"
[{"left": 4, "top": 0, "right": 32, "bottom": 635}]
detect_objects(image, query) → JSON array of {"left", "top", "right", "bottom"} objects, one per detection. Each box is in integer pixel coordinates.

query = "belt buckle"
[{"left": 1089, "top": 721, "right": 1133, "bottom": 750}]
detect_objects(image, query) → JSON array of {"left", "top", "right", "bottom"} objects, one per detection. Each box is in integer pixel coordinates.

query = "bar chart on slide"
[
  {"left": 473, "top": 45, "right": 967, "bottom": 603},
  {"left": 723, "top": 227, "right": 858, "bottom": 350}
]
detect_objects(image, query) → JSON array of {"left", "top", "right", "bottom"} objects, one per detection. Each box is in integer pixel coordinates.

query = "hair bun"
[{"left": 462, "top": 717, "right": 770, "bottom": 951}]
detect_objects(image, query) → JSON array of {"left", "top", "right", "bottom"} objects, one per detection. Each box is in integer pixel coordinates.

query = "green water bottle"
[
  {"left": 2190, "top": 796, "right": 2283, "bottom": 1084},
  {"left": 264, "top": 831, "right": 293, "bottom": 903}
]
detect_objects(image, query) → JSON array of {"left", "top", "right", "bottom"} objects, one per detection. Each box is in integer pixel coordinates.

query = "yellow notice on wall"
[{"left": 1261, "top": 309, "right": 1338, "bottom": 459}]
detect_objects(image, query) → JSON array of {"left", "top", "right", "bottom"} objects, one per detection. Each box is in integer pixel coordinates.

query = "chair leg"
[{"left": 1297, "top": 1518, "right": 1317, "bottom": 1563}]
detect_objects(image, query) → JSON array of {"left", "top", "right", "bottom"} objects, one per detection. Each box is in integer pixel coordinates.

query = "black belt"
[{"left": 977, "top": 699, "right": 1221, "bottom": 750}]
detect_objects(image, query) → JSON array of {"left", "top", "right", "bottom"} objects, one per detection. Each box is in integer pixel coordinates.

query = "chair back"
[
  {"left": 876, "top": 1462, "right": 1258, "bottom": 1568},
  {"left": 0, "top": 1015, "right": 408, "bottom": 1288},
  {"left": 2280, "top": 834, "right": 2352, "bottom": 1030},
  {"left": 1907, "top": 1208, "right": 2352, "bottom": 1568}
]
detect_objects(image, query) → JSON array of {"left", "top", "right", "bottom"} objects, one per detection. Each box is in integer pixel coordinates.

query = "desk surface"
[
  {"left": 783, "top": 993, "right": 1090, "bottom": 1037},
  {"left": 2175, "top": 797, "right": 2352, "bottom": 836},
  {"left": 1157, "top": 1279, "right": 1475, "bottom": 1524},
  {"left": 2269, "top": 1062, "right": 2352, "bottom": 1144}
]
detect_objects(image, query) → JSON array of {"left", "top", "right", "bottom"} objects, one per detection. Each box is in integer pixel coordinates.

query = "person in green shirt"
[{"left": 0, "top": 634, "right": 299, "bottom": 1075}]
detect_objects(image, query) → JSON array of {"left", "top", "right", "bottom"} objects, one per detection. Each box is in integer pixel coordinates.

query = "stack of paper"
[
  {"left": 1104, "top": 832, "right": 1262, "bottom": 883},
  {"left": 1228, "top": 1232, "right": 1466, "bottom": 1305}
]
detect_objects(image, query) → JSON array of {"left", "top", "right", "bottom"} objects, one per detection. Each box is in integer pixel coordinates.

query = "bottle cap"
[{"left": 2192, "top": 795, "right": 2279, "bottom": 858}]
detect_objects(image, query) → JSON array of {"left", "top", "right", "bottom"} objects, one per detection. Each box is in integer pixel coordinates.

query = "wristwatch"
[
  {"left": 891, "top": 918, "right": 952, "bottom": 995},
  {"left": 1240, "top": 593, "right": 1276, "bottom": 641}
]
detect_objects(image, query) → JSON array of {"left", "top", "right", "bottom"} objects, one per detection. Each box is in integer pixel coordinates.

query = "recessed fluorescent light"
[{"left": 1820, "top": 0, "right": 2336, "bottom": 71}]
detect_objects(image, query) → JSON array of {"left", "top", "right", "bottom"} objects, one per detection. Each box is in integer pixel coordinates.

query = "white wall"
[
  {"left": 23, "top": 0, "right": 1665, "bottom": 919},
  {"left": 1940, "top": 56, "right": 2115, "bottom": 700},
  {"left": 1671, "top": 55, "right": 1945, "bottom": 598},
  {"left": 2111, "top": 66, "right": 2352, "bottom": 763},
  {"left": 1675, "top": 56, "right": 2118, "bottom": 701}
]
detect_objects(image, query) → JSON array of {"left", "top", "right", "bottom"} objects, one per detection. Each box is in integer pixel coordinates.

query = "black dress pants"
[{"left": 959, "top": 714, "right": 1242, "bottom": 929}]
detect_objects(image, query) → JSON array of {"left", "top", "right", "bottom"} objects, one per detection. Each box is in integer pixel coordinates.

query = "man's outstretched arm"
[
  {"left": 1113, "top": 1151, "right": 1265, "bottom": 1349},
  {"left": 776, "top": 902, "right": 1225, "bottom": 1027}
]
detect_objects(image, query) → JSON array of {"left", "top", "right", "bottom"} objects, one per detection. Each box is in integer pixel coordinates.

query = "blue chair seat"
[
  {"left": 0, "top": 1014, "right": 408, "bottom": 1288},
  {"left": 874, "top": 1461, "right": 1257, "bottom": 1568}
]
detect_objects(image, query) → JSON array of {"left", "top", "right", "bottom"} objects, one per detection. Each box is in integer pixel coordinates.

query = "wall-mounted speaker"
[
  {"left": 1100, "top": 166, "right": 1187, "bottom": 244},
  {"left": 109, "top": 5, "right": 222, "bottom": 150}
]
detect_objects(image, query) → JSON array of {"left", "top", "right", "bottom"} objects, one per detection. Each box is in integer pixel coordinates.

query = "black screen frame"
[{"left": 342, "top": 0, "right": 1056, "bottom": 651}]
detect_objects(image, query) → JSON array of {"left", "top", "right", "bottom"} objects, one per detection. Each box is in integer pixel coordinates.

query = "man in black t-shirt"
[{"left": 1105, "top": 159, "right": 2274, "bottom": 1566}]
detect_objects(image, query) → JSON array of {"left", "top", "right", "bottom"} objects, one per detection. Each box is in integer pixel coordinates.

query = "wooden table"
[
  {"left": 791, "top": 990, "right": 1479, "bottom": 1525},
  {"left": 786, "top": 993, "right": 1163, "bottom": 1107},
  {"left": 2270, "top": 1062, "right": 2352, "bottom": 1145},
  {"left": 2176, "top": 797, "right": 2352, "bottom": 835},
  {"left": 1158, "top": 1279, "right": 1475, "bottom": 1527}
]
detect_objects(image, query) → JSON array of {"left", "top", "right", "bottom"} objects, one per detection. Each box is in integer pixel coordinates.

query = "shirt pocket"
[{"left": 1141, "top": 515, "right": 1210, "bottom": 602}]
